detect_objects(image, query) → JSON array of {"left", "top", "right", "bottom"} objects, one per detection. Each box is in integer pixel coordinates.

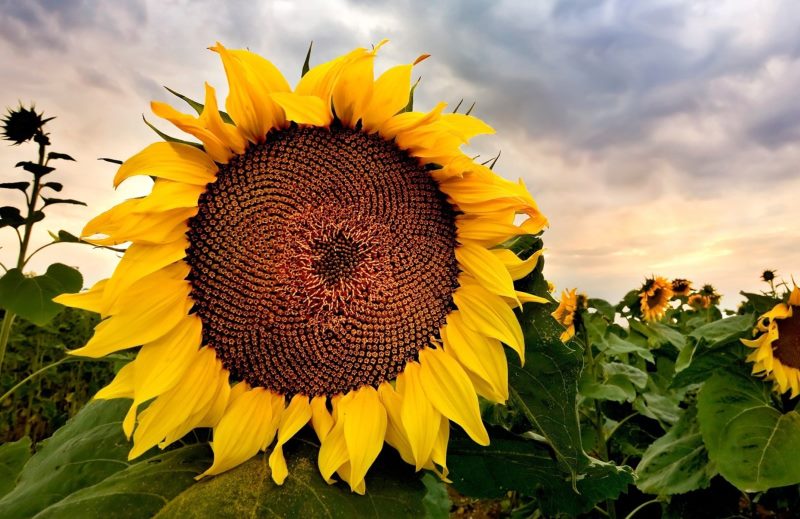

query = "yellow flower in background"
[
  {"left": 552, "top": 288, "right": 586, "bottom": 342},
  {"left": 670, "top": 278, "right": 692, "bottom": 297},
  {"left": 687, "top": 293, "right": 710, "bottom": 310},
  {"left": 742, "top": 284, "right": 800, "bottom": 397},
  {"left": 55, "top": 41, "right": 549, "bottom": 493},
  {"left": 639, "top": 276, "right": 673, "bottom": 322},
  {"left": 698, "top": 284, "right": 721, "bottom": 306}
]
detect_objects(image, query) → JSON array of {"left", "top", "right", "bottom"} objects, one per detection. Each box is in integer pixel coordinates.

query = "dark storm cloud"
[
  {"left": 343, "top": 0, "right": 800, "bottom": 190},
  {"left": 0, "top": 0, "right": 146, "bottom": 50}
]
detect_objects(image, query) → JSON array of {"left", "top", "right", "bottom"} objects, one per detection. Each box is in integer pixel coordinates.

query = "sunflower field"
[{"left": 1, "top": 42, "right": 800, "bottom": 519}]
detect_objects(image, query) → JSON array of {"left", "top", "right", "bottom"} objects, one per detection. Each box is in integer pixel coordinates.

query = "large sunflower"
[
  {"left": 742, "top": 284, "right": 800, "bottom": 397},
  {"left": 55, "top": 41, "right": 548, "bottom": 493}
]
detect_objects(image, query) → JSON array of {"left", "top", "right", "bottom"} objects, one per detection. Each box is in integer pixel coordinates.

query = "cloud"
[{"left": 1, "top": 0, "right": 798, "bottom": 308}]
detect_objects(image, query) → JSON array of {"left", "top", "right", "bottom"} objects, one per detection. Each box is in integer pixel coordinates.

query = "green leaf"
[
  {"left": 536, "top": 458, "right": 634, "bottom": 517},
  {"left": 41, "top": 197, "right": 87, "bottom": 207},
  {"left": 0, "top": 400, "right": 136, "bottom": 517},
  {"left": 588, "top": 298, "right": 615, "bottom": 320},
  {"left": 155, "top": 441, "right": 430, "bottom": 518},
  {"left": 0, "top": 182, "right": 29, "bottom": 192},
  {"left": 604, "top": 362, "right": 648, "bottom": 389},
  {"left": 402, "top": 76, "right": 421, "bottom": 113},
  {"left": 164, "top": 87, "right": 234, "bottom": 124},
  {"left": 688, "top": 314, "right": 755, "bottom": 348},
  {"left": 448, "top": 428, "right": 559, "bottom": 499},
  {"left": 740, "top": 291, "right": 780, "bottom": 314},
  {"left": 47, "top": 152, "right": 76, "bottom": 161},
  {"left": 647, "top": 322, "right": 687, "bottom": 352},
  {"left": 580, "top": 381, "right": 634, "bottom": 402},
  {"left": 0, "top": 263, "right": 83, "bottom": 325},
  {"left": 33, "top": 445, "right": 210, "bottom": 519},
  {"left": 697, "top": 370, "right": 800, "bottom": 491},
  {"left": 671, "top": 341, "right": 748, "bottom": 388},
  {"left": 0, "top": 437, "right": 31, "bottom": 499},
  {"left": 421, "top": 473, "right": 450, "bottom": 519},
  {"left": 301, "top": 41, "right": 313, "bottom": 77},
  {"left": 142, "top": 116, "right": 204, "bottom": 149},
  {"left": 636, "top": 405, "right": 717, "bottom": 495},
  {"left": 54, "top": 230, "right": 82, "bottom": 243},
  {"left": 15, "top": 161, "right": 54, "bottom": 177},
  {"left": 0, "top": 206, "right": 25, "bottom": 229},
  {"left": 600, "top": 333, "right": 655, "bottom": 363},
  {"left": 41, "top": 182, "right": 63, "bottom": 192}
]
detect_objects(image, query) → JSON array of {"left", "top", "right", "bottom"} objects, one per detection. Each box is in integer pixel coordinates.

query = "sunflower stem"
[
  {"left": 0, "top": 134, "right": 47, "bottom": 383},
  {"left": 580, "top": 322, "right": 617, "bottom": 519}
]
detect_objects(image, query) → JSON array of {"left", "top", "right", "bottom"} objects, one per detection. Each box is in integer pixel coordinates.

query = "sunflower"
[
  {"left": 551, "top": 289, "right": 586, "bottom": 342},
  {"left": 670, "top": 278, "right": 692, "bottom": 298},
  {"left": 687, "top": 293, "right": 710, "bottom": 310},
  {"left": 54, "top": 41, "right": 548, "bottom": 493},
  {"left": 698, "top": 284, "right": 721, "bottom": 306},
  {"left": 742, "top": 284, "right": 800, "bottom": 397},
  {"left": 639, "top": 276, "right": 673, "bottom": 322}
]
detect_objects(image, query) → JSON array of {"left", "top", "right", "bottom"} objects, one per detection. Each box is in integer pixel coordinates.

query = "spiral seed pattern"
[
  {"left": 774, "top": 313, "right": 800, "bottom": 369},
  {"left": 185, "top": 125, "right": 459, "bottom": 396}
]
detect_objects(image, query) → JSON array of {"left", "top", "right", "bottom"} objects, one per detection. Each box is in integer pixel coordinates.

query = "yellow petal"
[
  {"left": 430, "top": 414, "right": 451, "bottom": 479},
  {"left": 442, "top": 311, "right": 509, "bottom": 402},
  {"left": 361, "top": 64, "right": 412, "bottom": 132},
  {"left": 82, "top": 202, "right": 195, "bottom": 246},
  {"left": 123, "top": 315, "right": 203, "bottom": 436},
  {"left": 342, "top": 386, "right": 387, "bottom": 491},
  {"left": 210, "top": 43, "right": 289, "bottom": 143},
  {"left": 455, "top": 243, "right": 518, "bottom": 302},
  {"left": 114, "top": 142, "right": 217, "bottom": 188},
  {"left": 377, "top": 382, "right": 415, "bottom": 466},
  {"left": 270, "top": 92, "right": 332, "bottom": 127},
  {"left": 491, "top": 249, "right": 542, "bottom": 281},
  {"left": 311, "top": 396, "right": 334, "bottom": 442},
  {"left": 418, "top": 347, "right": 489, "bottom": 446},
  {"left": 332, "top": 48, "right": 378, "bottom": 127},
  {"left": 101, "top": 237, "right": 189, "bottom": 311},
  {"left": 456, "top": 215, "right": 530, "bottom": 248},
  {"left": 151, "top": 101, "right": 232, "bottom": 163},
  {"left": 200, "top": 82, "right": 247, "bottom": 156},
  {"left": 318, "top": 394, "right": 353, "bottom": 484},
  {"left": 134, "top": 180, "right": 205, "bottom": 213},
  {"left": 439, "top": 113, "right": 495, "bottom": 142},
  {"left": 269, "top": 394, "right": 312, "bottom": 485},
  {"left": 198, "top": 387, "right": 281, "bottom": 478},
  {"left": 398, "top": 363, "right": 440, "bottom": 470},
  {"left": 53, "top": 279, "right": 109, "bottom": 315},
  {"left": 452, "top": 281, "right": 525, "bottom": 362},
  {"left": 94, "top": 360, "right": 135, "bottom": 400},
  {"left": 71, "top": 265, "right": 192, "bottom": 358},
  {"left": 130, "top": 347, "right": 223, "bottom": 459},
  {"left": 380, "top": 102, "right": 446, "bottom": 140}
]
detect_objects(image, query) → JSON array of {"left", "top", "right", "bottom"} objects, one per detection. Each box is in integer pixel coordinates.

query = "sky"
[{"left": 1, "top": 0, "right": 799, "bottom": 308}]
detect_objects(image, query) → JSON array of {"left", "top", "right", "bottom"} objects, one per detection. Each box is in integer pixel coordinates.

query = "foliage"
[{"left": 0, "top": 307, "right": 116, "bottom": 444}]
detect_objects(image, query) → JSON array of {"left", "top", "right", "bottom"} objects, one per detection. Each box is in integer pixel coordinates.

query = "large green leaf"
[
  {"left": 636, "top": 405, "right": 716, "bottom": 495},
  {"left": 33, "top": 445, "right": 210, "bottom": 519},
  {"left": 508, "top": 253, "right": 585, "bottom": 477},
  {"left": 448, "top": 428, "right": 556, "bottom": 498},
  {"left": 0, "top": 438, "right": 31, "bottom": 499},
  {"left": 697, "top": 370, "right": 800, "bottom": 491},
  {"left": 155, "top": 441, "right": 433, "bottom": 518},
  {"left": 448, "top": 429, "right": 633, "bottom": 516},
  {"left": 0, "top": 263, "right": 83, "bottom": 325},
  {"left": 688, "top": 314, "right": 754, "bottom": 348},
  {"left": 0, "top": 399, "right": 135, "bottom": 518}
]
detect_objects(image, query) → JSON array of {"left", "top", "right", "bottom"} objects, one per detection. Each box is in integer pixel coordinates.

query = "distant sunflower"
[
  {"left": 742, "top": 284, "right": 800, "bottom": 397},
  {"left": 687, "top": 293, "right": 710, "bottom": 310},
  {"left": 639, "top": 276, "right": 673, "bottom": 322},
  {"left": 55, "top": 41, "right": 548, "bottom": 493},
  {"left": 699, "top": 284, "right": 721, "bottom": 306},
  {"left": 552, "top": 288, "right": 586, "bottom": 342},
  {"left": 671, "top": 278, "right": 692, "bottom": 298}
]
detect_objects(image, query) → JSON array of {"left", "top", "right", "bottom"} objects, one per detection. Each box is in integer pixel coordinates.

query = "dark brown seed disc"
[
  {"left": 774, "top": 312, "right": 800, "bottom": 369},
  {"left": 185, "top": 125, "right": 459, "bottom": 397}
]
